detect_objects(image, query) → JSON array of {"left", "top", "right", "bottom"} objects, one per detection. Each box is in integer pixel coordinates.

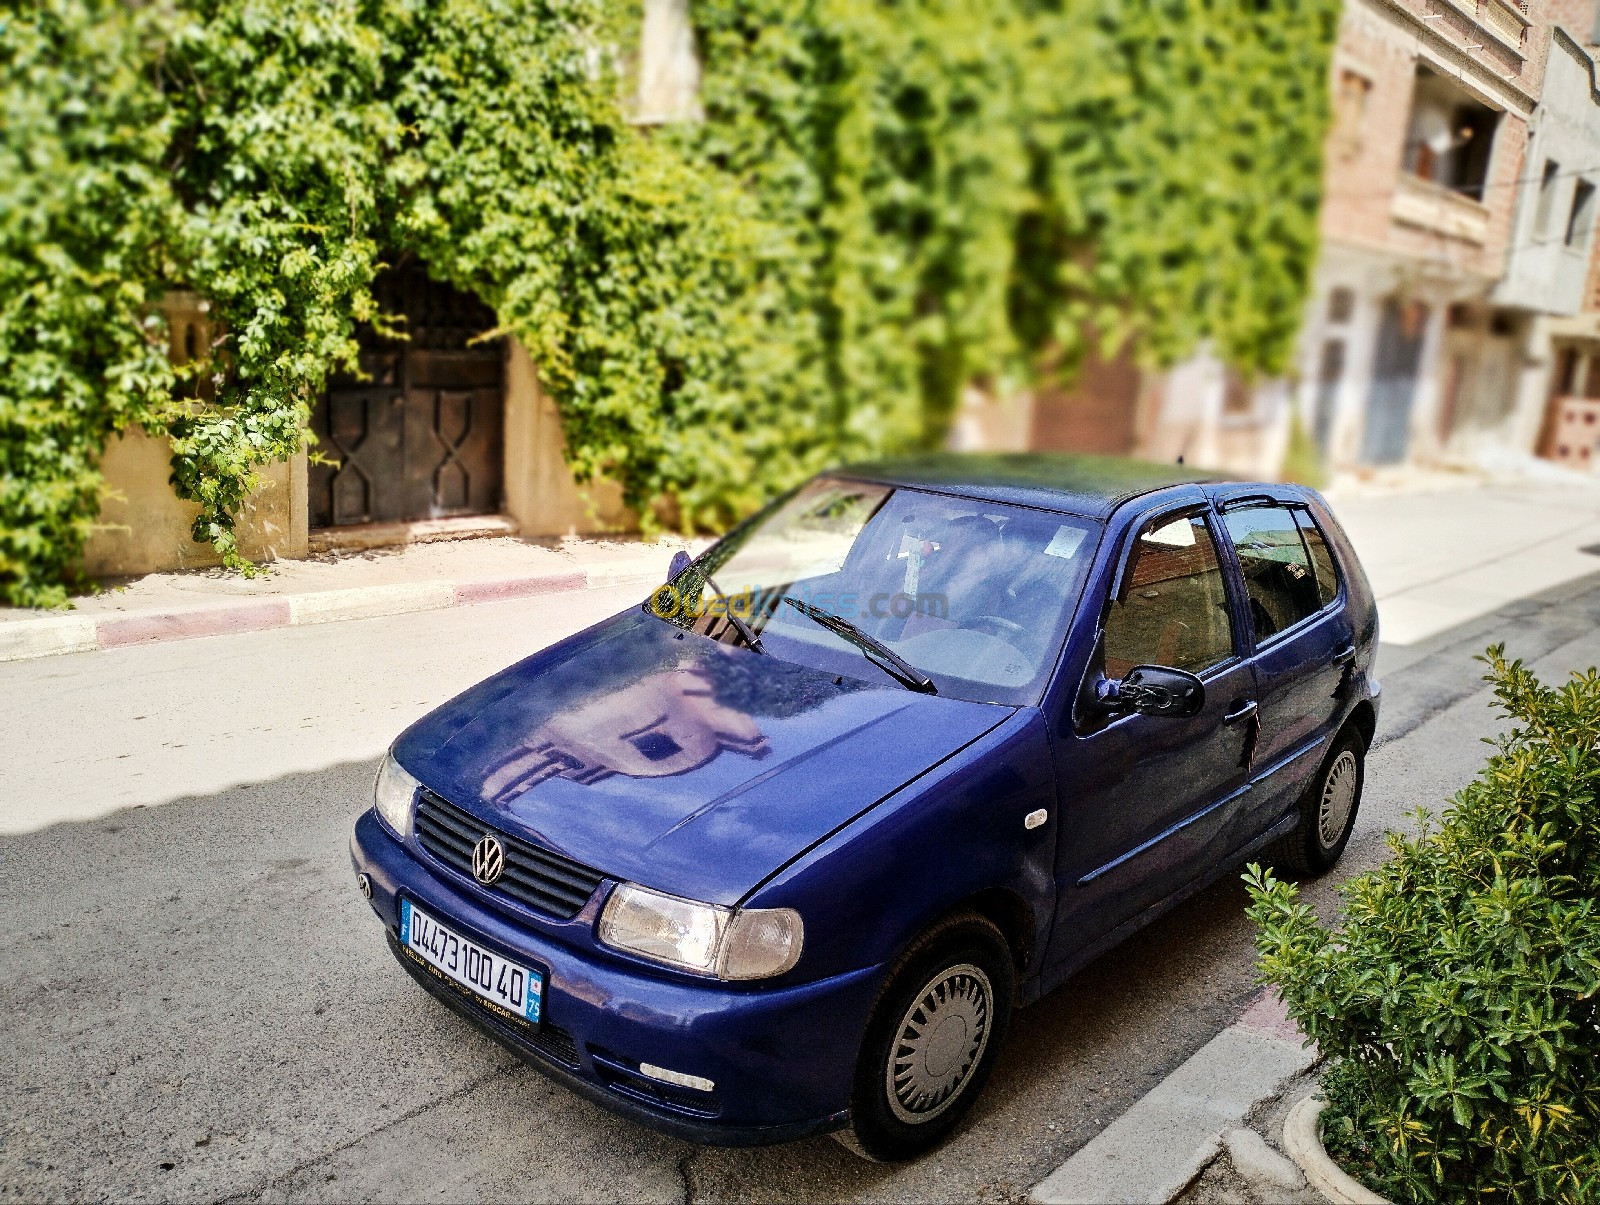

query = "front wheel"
[
  {"left": 835, "top": 913, "right": 1014, "bottom": 1161},
  {"left": 1268, "top": 726, "right": 1365, "bottom": 877}
]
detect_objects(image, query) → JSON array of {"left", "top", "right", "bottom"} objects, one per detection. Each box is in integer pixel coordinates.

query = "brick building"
[
  {"left": 1305, "top": 0, "right": 1548, "bottom": 471},
  {"left": 1104, "top": 0, "right": 1600, "bottom": 483},
  {"left": 1524, "top": 1, "right": 1600, "bottom": 471}
]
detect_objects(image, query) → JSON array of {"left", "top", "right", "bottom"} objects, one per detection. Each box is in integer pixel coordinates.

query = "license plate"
[{"left": 400, "top": 899, "right": 544, "bottom": 1027}]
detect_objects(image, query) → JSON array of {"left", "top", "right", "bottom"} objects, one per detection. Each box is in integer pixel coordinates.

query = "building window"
[
  {"left": 1567, "top": 180, "right": 1597, "bottom": 248},
  {"left": 1402, "top": 68, "right": 1499, "bottom": 201},
  {"left": 1534, "top": 159, "right": 1561, "bottom": 238},
  {"left": 1326, "top": 287, "right": 1356, "bottom": 324},
  {"left": 1555, "top": 347, "right": 1579, "bottom": 396},
  {"left": 1334, "top": 69, "right": 1372, "bottom": 158},
  {"left": 1222, "top": 368, "right": 1255, "bottom": 418}
]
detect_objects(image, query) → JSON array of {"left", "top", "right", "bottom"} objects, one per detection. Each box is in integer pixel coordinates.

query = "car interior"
[{"left": 1100, "top": 514, "right": 1234, "bottom": 681}]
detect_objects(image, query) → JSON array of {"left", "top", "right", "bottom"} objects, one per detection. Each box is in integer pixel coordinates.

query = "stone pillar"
[
  {"left": 501, "top": 338, "right": 631, "bottom": 537},
  {"left": 636, "top": 0, "right": 702, "bottom": 124}
]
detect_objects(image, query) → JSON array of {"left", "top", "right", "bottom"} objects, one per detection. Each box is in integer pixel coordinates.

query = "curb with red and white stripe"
[{"left": 0, "top": 556, "right": 671, "bottom": 665}]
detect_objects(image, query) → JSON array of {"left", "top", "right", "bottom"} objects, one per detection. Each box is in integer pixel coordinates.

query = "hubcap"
[
  {"left": 1317, "top": 749, "right": 1359, "bottom": 849},
  {"left": 886, "top": 963, "right": 993, "bottom": 1125}
]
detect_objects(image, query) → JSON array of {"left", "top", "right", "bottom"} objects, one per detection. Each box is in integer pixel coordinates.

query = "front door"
[
  {"left": 309, "top": 263, "right": 505, "bottom": 528},
  {"left": 1360, "top": 297, "right": 1429, "bottom": 465},
  {"left": 1312, "top": 339, "right": 1344, "bottom": 456},
  {"left": 1046, "top": 506, "right": 1257, "bottom": 970}
]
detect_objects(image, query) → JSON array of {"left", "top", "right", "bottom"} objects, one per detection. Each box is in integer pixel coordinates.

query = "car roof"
[{"left": 832, "top": 452, "right": 1230, "bottom": 519}]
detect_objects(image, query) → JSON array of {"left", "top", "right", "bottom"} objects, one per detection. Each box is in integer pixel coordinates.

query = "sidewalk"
[
  {"left": 1326, "top": 471, "right": 1600, "bottom": 648},
  {"left": 0, "top": 533, "right": 704, "bottom": 662},
  {"left": 6, "top": 466, "right": 1600, "bottom": 664}
]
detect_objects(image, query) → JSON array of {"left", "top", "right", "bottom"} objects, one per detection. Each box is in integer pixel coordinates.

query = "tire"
[
  {"left": 833, "top": 913, "right": 1014, "bottom": 1162},
  {"left": 1267, "top": 725, "right": 1365, "bottom": 877}
]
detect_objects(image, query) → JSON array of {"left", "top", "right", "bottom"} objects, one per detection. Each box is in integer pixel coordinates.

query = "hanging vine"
[{"left": 0, "top": 0, "right": 1338, "bottom": 607}]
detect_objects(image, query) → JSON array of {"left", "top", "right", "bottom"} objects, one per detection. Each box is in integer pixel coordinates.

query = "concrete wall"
[
  {"left": 1497, "top": 31, "right": 1600, "bottom": 313},
  {"left": 84, "top": 429, "right": 308, "bottom": 578},
  {"left": 947, "top": 385, "right": 1035, "bottom": 453},
  {"left": 1546, "top": 0, "right": 1600, "bottom": 44},
  {"left": 501, "top": 338, "right": 632, "bottom": 537},
  {"left": 82, "top": 335, "right": 630, "bottom": 582},
  {"left": 1138, "top": 352, "right": 1291, "bottom": 480}
]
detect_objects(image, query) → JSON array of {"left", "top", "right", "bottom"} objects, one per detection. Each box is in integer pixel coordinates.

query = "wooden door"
[{"left": 309, "top": 264, "right": 504, "bottom": 527}]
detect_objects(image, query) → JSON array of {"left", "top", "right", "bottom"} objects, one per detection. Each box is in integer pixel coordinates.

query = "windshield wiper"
[
  {"left": 778, "top": 596, "right": 936, "bottom": 694},
  {"left": 704, "top": 572, "right": 766, "bottom": 655}
]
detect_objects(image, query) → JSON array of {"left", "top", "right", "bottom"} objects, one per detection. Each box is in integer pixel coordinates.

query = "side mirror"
[
  {"left": 667, "top": 550, "right": 692, "bottom": 582},
  {"left": 1097, "top": 665, "right": 1204, "bottom": 719}
]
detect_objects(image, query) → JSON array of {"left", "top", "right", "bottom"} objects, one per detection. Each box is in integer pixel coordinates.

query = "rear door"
[{"left": 1214, "top": 495, "right": 1352, "bottom": 841}]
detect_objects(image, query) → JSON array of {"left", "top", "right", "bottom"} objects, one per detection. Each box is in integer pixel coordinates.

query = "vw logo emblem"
[{"left": 471, "top": 835, "right": 505, "bottom": 885}]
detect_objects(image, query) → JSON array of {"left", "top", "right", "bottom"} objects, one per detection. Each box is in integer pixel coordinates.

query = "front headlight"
[
  {"left": 373, "top": 750, "right": 420, "bottom": 838},
  {"left": 598, "top": 883, "right": 803, "bottom": 980}
]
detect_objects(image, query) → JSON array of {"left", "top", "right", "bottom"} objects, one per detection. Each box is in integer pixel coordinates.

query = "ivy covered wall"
[{"left": 0, "top": 0, "right": 1339, "bottom": 607}]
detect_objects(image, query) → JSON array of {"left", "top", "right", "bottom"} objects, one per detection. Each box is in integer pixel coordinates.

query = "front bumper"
[{"left": 350, "top": 810, "right": 880, "bottom": 1146}]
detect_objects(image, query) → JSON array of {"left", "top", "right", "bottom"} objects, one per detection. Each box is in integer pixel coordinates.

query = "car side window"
[
  {"left": 1221, "top": 505, "right": 1323, "bottom": 643},
  {"left": 1293, "top": 508, "right": 1341, "bottom": 608},
  {"left": 1102, "top": 514, "right": 1236, "bottom": 679}
]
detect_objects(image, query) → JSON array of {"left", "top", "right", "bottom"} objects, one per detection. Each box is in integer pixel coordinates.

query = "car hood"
[{"left": 395, "top": 609, "right": 1009, "bottom": 905}]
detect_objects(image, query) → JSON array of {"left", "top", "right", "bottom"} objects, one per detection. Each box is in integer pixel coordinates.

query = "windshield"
[{"left": 647, "top": 478, "right": 1102, "bottom": 706}]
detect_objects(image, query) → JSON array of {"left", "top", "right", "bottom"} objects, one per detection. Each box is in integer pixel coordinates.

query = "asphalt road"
[{"left": 5, "top": 572, "right": 1600, "bottom": 1203}]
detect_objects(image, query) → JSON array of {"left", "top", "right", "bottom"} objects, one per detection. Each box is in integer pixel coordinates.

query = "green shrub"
[
  {"left": 1247, "top": 646, "right": 1600, "bottom": 1204},
  {"left": 1, "top": 0, "right": 1340, "bottom": 606},
  {"left": 0, "top": 1, "right": 176, "bottom": 606}
]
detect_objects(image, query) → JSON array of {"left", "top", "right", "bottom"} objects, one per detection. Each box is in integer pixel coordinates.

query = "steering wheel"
[{"left": 971, "top": 614, "right": 1026, "bottom": 639}]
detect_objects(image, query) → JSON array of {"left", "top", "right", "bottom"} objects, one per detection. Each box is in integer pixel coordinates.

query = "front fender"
[{"left": 744, "top": 708, "right": 1057, "bottom": 989}]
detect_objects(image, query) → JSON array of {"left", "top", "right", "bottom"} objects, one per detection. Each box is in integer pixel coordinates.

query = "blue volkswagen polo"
[{"left": 350, "top": 454, "right": 1378, "bottom": 1160}]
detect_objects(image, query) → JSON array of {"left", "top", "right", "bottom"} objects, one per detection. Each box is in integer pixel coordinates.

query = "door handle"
[
  {"left": 1222, "top": 699, "right": 1259, "bottom": 726},
  {"left": 1333, "top": 644, "right": 1356, "bottom": 666}
]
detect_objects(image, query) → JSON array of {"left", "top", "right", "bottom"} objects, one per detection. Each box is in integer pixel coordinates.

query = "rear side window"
[
  {"left": 1102, "top": 514, "right": 1236, "bottom": 678},
  {"left": 1222, "top": 505, "right": 1324, "bottom": 643},
  {"left": 1294, "top": 508, "right": 1341, "bottom": 608}
]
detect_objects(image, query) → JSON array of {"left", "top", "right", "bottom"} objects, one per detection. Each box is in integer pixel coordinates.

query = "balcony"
[
  {"left": 1440, "top": 0, "right": 1531, "bottom": 53},
  {"left": 1392, "top": 175, "right": 1491, "bottom": 243}
]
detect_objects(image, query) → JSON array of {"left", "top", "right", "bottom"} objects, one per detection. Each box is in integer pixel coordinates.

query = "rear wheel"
[
  {"left": 834, "top": 913, "right": 1013, "bottom": 1161},
  {"left": 1267, "top": 726, "right": 1364, "bottom": 877}
]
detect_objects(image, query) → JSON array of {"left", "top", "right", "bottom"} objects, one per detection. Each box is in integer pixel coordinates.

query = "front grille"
[
  {"left": 528, "top": 1021, "right": 582, "bottom": 1068},
  {"left": 414, "top": 789, "right": 605, "bottom": 919}
]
